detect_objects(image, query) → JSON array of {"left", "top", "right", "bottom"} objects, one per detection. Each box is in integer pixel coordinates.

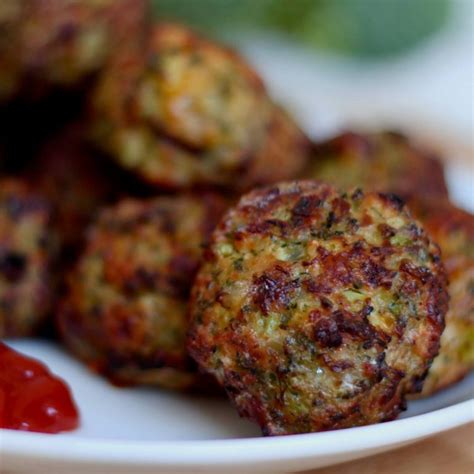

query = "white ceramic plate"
[
  {"left": 1, "top": 30, "right": 474, "bottom": 473},
  {"left": 1, "top": 160, "right": 473, "bottom": 474}
]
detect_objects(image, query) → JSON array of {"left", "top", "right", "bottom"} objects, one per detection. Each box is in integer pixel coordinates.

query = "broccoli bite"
[
  {"left": 0, "top": 0, "right": 148, "bottom": 100},
  {"left": 90, "top": 23, "right": 309, "bottom": 190},
  {"left": 58, "top": 193, "right": 228, "bottom": 390},
  {"left": 188, "top": 180, "right": 448, "bottom": 434}
]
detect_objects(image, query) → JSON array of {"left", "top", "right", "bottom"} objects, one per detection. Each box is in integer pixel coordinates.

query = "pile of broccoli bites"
[{"left": 0, "top": 0, "right": 472, "bottom": 437}]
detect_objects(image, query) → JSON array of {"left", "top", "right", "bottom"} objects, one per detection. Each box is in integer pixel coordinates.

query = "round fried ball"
[
  {"left": 188, "top": 181, "right": 448, "bottom": 435},
  {"left": 0, "top": 0, "right": 148, "bottom": 100},
  {"left": 90, "top": 23, "right": 309, "bottom": 190},
  {"left": 306, "top": 131, "right": 448, "bottom": 201},
  {"left": 409, "top": 198, "right": 474, "bottom": 395},
  {"left": 0, "top": 178, "right": 56, "bottom": 337},
  {"left": 58, "top": 193, "right": 228, "bottom": 389}
]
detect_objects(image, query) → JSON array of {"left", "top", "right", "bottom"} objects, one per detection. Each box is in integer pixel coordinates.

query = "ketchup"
[{"left": 0, "top": 342, "right": 79, "bottom": 433}]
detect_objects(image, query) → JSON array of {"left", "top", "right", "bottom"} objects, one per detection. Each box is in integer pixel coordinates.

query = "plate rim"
[{"left": 1, "top": 399, "right": 472, "bottom": 468}]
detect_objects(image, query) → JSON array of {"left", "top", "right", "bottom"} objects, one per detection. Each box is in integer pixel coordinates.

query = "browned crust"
[{"left": 408, "top": 198, "right": 474, "bottom": 258}]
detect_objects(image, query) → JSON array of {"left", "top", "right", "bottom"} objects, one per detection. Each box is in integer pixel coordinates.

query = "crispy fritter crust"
[
  {"left": 90, "top": 23, "right": 309, "bottom": 190},
  {"left": 188, "top": 180, "right": 448, "bottom": 434},
  {"left": 0, "top": 179, "right": 56, "bottom": 337},
  {"left": 306, "top": 131, "right": 448, "bottom": 201},
  {"left": 0, "top": 0, "right": 148, "bottom": 100},
  {"left": 409, "top": 198, "right": 474, "bottom": 395},
  {"left": 58, "top": 193, "right": 228, "bottom": 390}
]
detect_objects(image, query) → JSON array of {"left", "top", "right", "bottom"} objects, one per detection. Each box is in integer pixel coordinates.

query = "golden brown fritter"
[
  {"left": 188, "top": 181, "right": 448, "bottom": 435},
  {"left": 0, "top": 0, "right": 148, "bottom": 100},
  {"left": 306, "top": 131, "right": 448, "bottom": 201},
  {"left": 58, "top": 193, "right": 228, "bottom": 390},
  {"left": 408, "top": 198, "right": 474, "bottom": 395},
  {"left": 0, "top": 178, "right": 56, "bottom": 337},
  {"left": 90, "top": 23, "right": 309, "bottom": 190}
]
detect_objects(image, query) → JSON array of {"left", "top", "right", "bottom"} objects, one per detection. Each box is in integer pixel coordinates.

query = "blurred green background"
[{"left": 152, "top": 0, "right": 450, "bottom": 59}]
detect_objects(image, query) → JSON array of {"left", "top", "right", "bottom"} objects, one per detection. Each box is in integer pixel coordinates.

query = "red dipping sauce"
[{"left": 0, "top": 342, "right": 79, "bottom": 433}]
